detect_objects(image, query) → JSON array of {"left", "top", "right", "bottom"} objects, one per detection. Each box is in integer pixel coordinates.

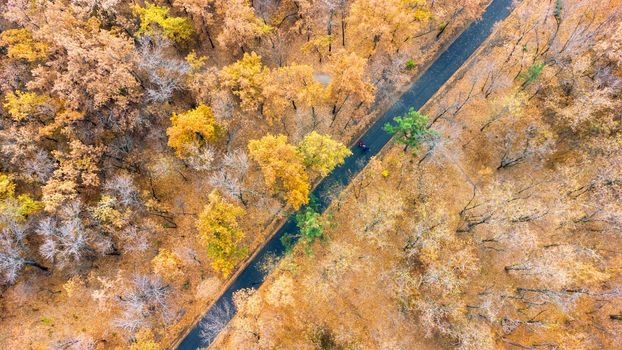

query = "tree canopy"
[
  {"left": 384, "top": 108, "right": 438, "bottom": 154},
  {"left": 167, "top": 104, "right": 222, "bottom": 157},
  {"left": 196, "top": 191, "right": 247, "bottom": 277},
  {"left": 297, "top": 132, "right": 352, "bottom": 176},
  {"left": 248, "top": 134, "right": 310, "bottom": 209}
]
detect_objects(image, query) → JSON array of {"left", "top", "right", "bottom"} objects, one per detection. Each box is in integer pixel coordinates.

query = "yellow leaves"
[
  {"left": 214, "top": 0, "right": 272, "bottom": 48},
  {"left": 347, "top": 0, "right": 431, "bottom": 55},
  {"left": 263, "top": 64, "right": 327, "bottom": 121},
  {"left": 301, "top": 35, "right": 333, "bottom": 60},
  {"left": 42, "top": 140, "right": 102, "bottom": 211},
  {"left": 221, "top": 55, "right": 325, "bottom": 122},
  {"left": 166, "top": 104, "right": 222, "bottom": 157},
  {"left": 196, "top": 191, "right": 247, "bottom": 277},
  {"left": 0, "top": 28, "right": 49, "bottom": 62},
  {"left": 186, "top": 51, "right": 207, "bottom": 71},
  {"left": 128, "top": 328, "right": 161, "bottom": 350},
  {"left": 248, "top": 134, "right": 310, "bottom": 209},
  {"left": 92, "top": 195, "right": 126, "bottom": 229},
  {"left": 3, "top": 90, "right": 51, "bottom": 122},
  {"left": 0, "top": 173, "right": 43, "bottom": 223},
  {"left": 0, "top": 174, "right": 16, "bottom": 200},
  {"left": 151, "top": 249, "right": 184, "bottom": 280},
  {"left": 220, "top": 52, "right": 269, "bottom": 112},
  {"left": 327, "top": 51, "right": 376, "bottom": 107},
  {"left": 297, "top": 131, "right": 352, "bottom": 177},
  {"left": 132, "top": 2, "right": 194, "bottom": 42}
]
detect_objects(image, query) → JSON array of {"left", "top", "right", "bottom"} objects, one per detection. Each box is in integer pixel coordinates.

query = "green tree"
[
  {"left": 297, "top": 132, "right": 352, "bottom": 176},
  {"left": 519, "top": 62, "right": 545, "bottom": 90},
  {"left": 196, "top": 191, "right": 247, "bottom": 277},
  {"left": 384, "top": 108, "right": 438, "bottom": 154},
  {"left": 281, "top": 199, "right": 328, "bottom": 255}
]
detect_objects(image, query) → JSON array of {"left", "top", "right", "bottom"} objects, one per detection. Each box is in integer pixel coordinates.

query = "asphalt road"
[{"left": 177, "top": 0, "right": 515, "bottom": 348}]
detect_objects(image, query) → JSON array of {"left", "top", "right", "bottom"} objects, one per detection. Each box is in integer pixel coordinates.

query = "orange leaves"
[{"left": 326, "top": 51, "right": 376, "bottom": 111}]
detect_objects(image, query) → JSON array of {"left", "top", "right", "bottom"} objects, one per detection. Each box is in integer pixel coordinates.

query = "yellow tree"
[
  {"left": 132, "top": 2, "right": 194, "bottom": 43},
  {"left": 248, "top": 134, "right": 310, "bottom": 209},
  {"left": 220, "top": 52, "right": 269, "bottom": 112},
  {"left": 326, "top": 51, "right": 376, "bottom": 119},
  {"left": 347, "top": 0, "right": 431, "bottom": 55},
  {"left": 3, "top": 90, "right": 52, "bottom": 122},
  {"left": 0, "top": 174, "right": 43, "bottom": 224},
  {"left": 126, "top": 328, "right": 161, "bottom": 350},
  {"left": 166, "top": 104, "right": 222, "bottom": 157},
  {"left": 0, "top": 28, "right": 49, "bottom": 62},
  {"left": 297, "top": 132, "right": 351, "bottom": 176},
  {"left": 263, "top": 64, "right": 326, "bottom": 123},
  {"left": 151, "top": 248, "right": 184, "bottom": 281},
  {"left": 214, "top": 0, "right": 272, "bottom": 49},
  {"left": 196, "top": 191, "right": 247, "bottom": 277}
]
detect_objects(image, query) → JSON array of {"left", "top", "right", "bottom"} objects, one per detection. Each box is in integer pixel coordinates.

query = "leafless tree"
[
  {"left": 0, "top": 222, "right": 48, "bottom": 284},
  {"left": 37, "top": 201, "right": 101, "bottom": 268},
  {"left": 104, "top": 174, "right": 141, "bottom": 208},
  {"left": 136, "top": 36, "right": 190, "bottom": 103},
  {"left": 114, "top": 274, "right": 172, "bottom": 335},
  {"left": 185, "top": 145, "right": 217, "bottom": 172}
]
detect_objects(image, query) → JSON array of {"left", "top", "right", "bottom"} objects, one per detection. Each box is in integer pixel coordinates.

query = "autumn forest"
[{"left": 1, "top": 0, "right": 621, "bottom": 349}]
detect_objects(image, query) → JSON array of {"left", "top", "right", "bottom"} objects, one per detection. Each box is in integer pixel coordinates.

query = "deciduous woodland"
[
  {"left": 0, "top": 0, "right": 491, "bottom": 348},
  {"left": 211, "top": 0, "right": 622, "bottom": 349},
  {"left": 2, "top": 0, "right": 621, "bottom": 349}
]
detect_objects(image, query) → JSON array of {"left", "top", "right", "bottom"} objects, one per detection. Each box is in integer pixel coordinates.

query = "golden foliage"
[
  {"left": 347, "top": 0, "right": 431, "bottom": 55},
  {"left": 248, "top": 134, "right": 310, "bottom": 209},
  {"left": 3, "top": 90, "right": 51, "bottom": 122},
  {"left": 214, "top": 0, "right": 272, "bottom": 48},
  {"left": 151, "top": 249, "right": 184, "bottom": 280},
  {"left": 127, "top": 328, "right": 161, "bottom": 350},
  {"left": 327, "top": 51, "right": 376, "bottom": 108},
  {"left": 0, "top": 28, "right": 49, "bottom": 62},
  {"left": 220, "top": 52, "right": 269, "bottom": 112},
  {"left": 132, "top": 2, "right": 194, "bottom": 42},
  {"left": 297, "top": 131, "right": 352, "bottom": 176},
  {"left": 0, "top": 173, "right": 43, "bottom": 224},
  {"left": 166, "top": 104, "right": 222, "bottom": 157},
  {"left": 42, "top": 140, "right": 102, "bottom": 211},
  {"left": 263, "top": 64, "right": 327, "bottom": 122},
  {"left": 196, "top": 191, "right": 247, "bottom": 277}
]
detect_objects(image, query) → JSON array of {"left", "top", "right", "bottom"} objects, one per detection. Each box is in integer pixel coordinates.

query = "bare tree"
[
  {"left": 114, "top": 274, "right": 173, "bottom": 335},
  {"left": 0, "top": 222, "right": 48, "bottom": 284},
  {"left": 37, "top": 201, "right": 102, "bottom": 268},
  {"left": 136, "top": 36, "right": 190, "bottom": 103},
  {"left": 104, "top": 174, "right": 141, "bottom": 208}
]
